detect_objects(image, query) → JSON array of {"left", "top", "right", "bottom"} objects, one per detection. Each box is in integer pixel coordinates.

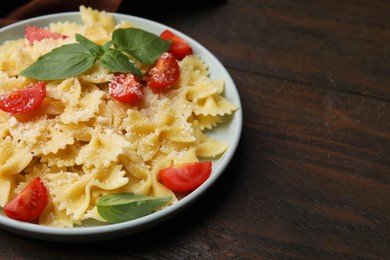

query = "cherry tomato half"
[
  {"left": 109, "top": 72, "right": 144, "bottom": 103},
  {"left": 160, "top": 29, "right": 193, "bottom": 60},
  {"left": 159, "top": 161, "right": 212, "bottom": 192},
  {"left": 4, "top": 177, "right": 48, "bottom": 222},
  {"left": 25, "top": 25, "right": 68, "bottom": 45},
  {"left": 0, "top": 82, "right": 46, "bottom": 115},
  {"left": 147, "top": 52, "right": 180, "bottom": 89}
]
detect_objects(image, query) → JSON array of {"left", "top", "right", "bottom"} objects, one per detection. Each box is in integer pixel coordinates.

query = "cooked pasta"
[{"left": 0, "top": 6, "right": 238, "bottom": 227}]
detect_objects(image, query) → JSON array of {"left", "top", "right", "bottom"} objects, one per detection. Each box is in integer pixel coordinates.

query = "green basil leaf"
[
  {"left": 113, "top": 28, "right": 171, "bottom": 64},
  {"left": 76, "top": 34, "right": 104, "bottom": 56},
  {"left": 102, "top": 40, "right": 113, "bottom": 52},
  {"left": 20, "top": 43, "right": 96, "bottom": 80},
  {"left": 100, "top": 49, "right": 143, "bottom": 78},
  {"left": 97, "top": 193, "right": 171, "bottom": 223}
]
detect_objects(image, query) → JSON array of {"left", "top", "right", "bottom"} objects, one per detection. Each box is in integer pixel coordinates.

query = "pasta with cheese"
[{"left": 0, "top": 6, "right": 238, "bottom": 227}]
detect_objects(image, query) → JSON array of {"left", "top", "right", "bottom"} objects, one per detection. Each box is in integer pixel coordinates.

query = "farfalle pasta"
[{"left": 0, "top": 6, "right": 238, "bottom": 227}]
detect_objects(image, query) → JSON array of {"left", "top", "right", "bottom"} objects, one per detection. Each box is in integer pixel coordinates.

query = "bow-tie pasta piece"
[{"left": 0, "top": 137, "right": 33, "bottom": 207}]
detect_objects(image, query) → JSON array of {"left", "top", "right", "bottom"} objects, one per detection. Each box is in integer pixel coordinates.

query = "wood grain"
[{"left": 0, "top": 0, "right": 389, "bottom": 259}]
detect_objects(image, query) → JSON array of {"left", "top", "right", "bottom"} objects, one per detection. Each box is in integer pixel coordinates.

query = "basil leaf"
[
  {"left": 20, "top": 43, "right": 96, "bottom": 80},
  {"left": 102, "top": 40, "right": 113, "bottom": 52},
  {"left": 76, "top": 34, "right": 104, "bottom": 56},
  {"left": 100, "top": 49, "right": 143, "bottom": 78},
  {"left": 97, "top": 193, "right": 171, "bottom": 223},
  {"left": 113, "top": 28, "right": 171, "bottom": 64}
]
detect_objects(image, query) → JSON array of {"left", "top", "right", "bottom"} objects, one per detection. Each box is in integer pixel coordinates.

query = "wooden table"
[{"left": 1, "top": 0, "right": 389, "bottom": 258}]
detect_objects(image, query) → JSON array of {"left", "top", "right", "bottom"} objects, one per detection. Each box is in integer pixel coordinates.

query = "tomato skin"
[
  {"left": 147, "top": 52, "right": 180, "bottom": 89},
  {"left": 159, "top": 161, "right": 212, "bottom": 192},
  {"left": 25, "top": 25, "right": 68, "bottom": 45},
  {"left": 109, "top": 73, "right": 144, "bottom": 103},
  {"left": 160, "top": 29, "right": 193, "bottom": 60},
  {"left": 0, "top": 82, "right": 46, "bottom": 115},
  {"left": 4, "top": 177, "right": 48, "bottom": 222}
]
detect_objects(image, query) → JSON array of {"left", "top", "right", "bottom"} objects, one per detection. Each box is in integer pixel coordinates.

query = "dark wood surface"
[{"left": 1, "top": 0, "right": 389, "bottom": 259}]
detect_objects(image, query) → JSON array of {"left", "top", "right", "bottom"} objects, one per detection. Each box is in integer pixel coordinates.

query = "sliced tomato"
[
  {"left": 147, "top": 52, "right": 180, "bottom": 89},
  {"left": 160, "top": 29, "right": 193, "bottom": 60},
  {"left": 159, "top": 161, "right": 212, "bottom": 192},
  {"left": 0, "top": 82, "right": 46, "bottom": 114},
  {"left": 4, "top": 177, "right": 48, "bottom": 222},
  {"left": 109, "top": 72, "right": 144, "bottom": 103},
  {"left": 25, "top": 25, "right": 68, "bottom": 45}
]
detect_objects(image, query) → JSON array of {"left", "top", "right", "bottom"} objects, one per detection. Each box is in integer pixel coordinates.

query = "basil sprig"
[
  {"left": 20, "top": 28, "right": 171, "bottom": 80},
  {"left": 97, "top": 193, "right": 171, "bottom": 223}
]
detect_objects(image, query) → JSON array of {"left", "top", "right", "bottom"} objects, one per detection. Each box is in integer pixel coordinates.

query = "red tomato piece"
[
  {"left": 160, "top": 29, "right": 193, "bottom": 60},
  {"left": 25, "top": 25, "right": 68, "bottom": 45},
  {"left": 109, "top": 72, "right": 144, "bottom": 103},
  {"left": 4, "top": 177, "right": 48, "bottom": 222},
  {"left": 159, "top": 161, "right": 212, "bottom": 192},
  {"left": 0, "top": 82, "right": 46, "bottom": 114},
  {"left": 147, "top": 52, "right": 180, "bottom": 89}
]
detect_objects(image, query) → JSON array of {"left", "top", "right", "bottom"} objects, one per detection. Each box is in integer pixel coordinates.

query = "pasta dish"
[{"left": 0, "top": 6, "right": 237, "bottom": 227}]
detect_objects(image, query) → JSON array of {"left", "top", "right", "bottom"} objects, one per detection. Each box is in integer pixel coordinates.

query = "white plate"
[{"left": 0, "top": 12, "right": 243, "bottom": 242}]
